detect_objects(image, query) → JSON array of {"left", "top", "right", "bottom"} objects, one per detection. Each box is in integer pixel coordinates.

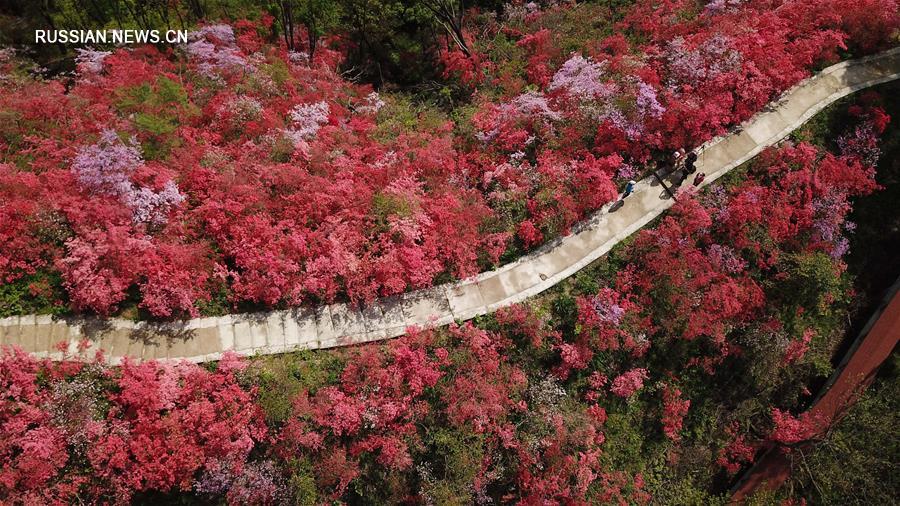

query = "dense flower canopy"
[
  {"left": 1, "top": 111, "right": 888, "bottom": 501},
  {"left": 0, "top": 0, "right": 896, "bottom": 318},
  {"left": 1, "top": 0, "right": 897, "bottom": 502}
]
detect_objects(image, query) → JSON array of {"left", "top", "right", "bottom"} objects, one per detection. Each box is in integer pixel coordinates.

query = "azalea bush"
[
  {"left": 1, "top": 105, "right": 888, "bottom": 502},
  {"left": 0, "top": 21, "right": 511, "bottom": 318},
  {"left": 0, "top": 347, "right": 266, "bottom": 504},
  {"left": 1, "top": 0, "right": 897, "bottom": 319}
]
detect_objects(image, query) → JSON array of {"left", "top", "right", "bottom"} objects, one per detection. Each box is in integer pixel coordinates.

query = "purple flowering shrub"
[{"left": 71, "top": 130, "right": 183, "bottom": 225}]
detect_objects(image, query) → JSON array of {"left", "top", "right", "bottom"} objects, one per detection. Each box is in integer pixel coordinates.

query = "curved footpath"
[
  {"left": 730, "top": 276, "right": 900, "bottom": 503},
  {"left": 2, "top": 48, "right": 900, "bottom": 364}
]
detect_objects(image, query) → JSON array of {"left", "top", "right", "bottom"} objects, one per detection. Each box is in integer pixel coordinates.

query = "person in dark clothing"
[
  {"left": 674, "top": 151, "right": 699, "bottom": 186},
  {"left": 684, "top": 152, "right": 698, "bottom": 174},
  {"left": 693, "top": 172, "right": 706, "bottom": 186}
]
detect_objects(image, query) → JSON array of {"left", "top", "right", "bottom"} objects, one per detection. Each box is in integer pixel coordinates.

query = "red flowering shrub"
[
  {"left": 717, "top": 423, "right": 757, "bottom": 474},
  {"left": 609, "top": 368, "right": 649, "bottom": 398},
  {"left": 89, "top": 354, "right": 267, "bottom": 501},
  {"left": 0, "top": 2, "right": 895, "bottom": 502},
  {"left": 660, "top": 384, "right": 691, "bottom": 442},
  {"left": 768, "top": 408, "right": 823, "bottom": 446},
  {"left": 0, "top": 105, "right": 888, "bottom": 501},
  {"left": 1, "top": 28, "right": 515, "bottom": 317},
  {"left": 0, "top": 348, "right": 266, "bottom": 504},
  {"left": 277, "top": 330, "right": 447, "bottom": 497},
  {"left": 3, "top": 0, "right": 896, "bottom": 318},
  {"left": 440, "top": 324, "right": 528, "bottom": 433},
  {"left": 0, "top": 348, "right": 72, "bottom": 503},
  {"left": 495, "top": 302, "right": 558, "bottom": 348}
]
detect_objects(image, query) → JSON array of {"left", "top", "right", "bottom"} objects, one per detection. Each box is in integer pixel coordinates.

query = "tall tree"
[
  {"left": 273, "top": 0, "right": 341, "bottom": 57},
  {"left": 420, "top": 0, "right": 469, "bottom": 56}
]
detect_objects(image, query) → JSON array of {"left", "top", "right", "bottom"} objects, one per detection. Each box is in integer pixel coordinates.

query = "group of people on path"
[
  {"left": 621, "top": 148, "right": 706, "bottom": 200},
  {"left": 674, "top": 149, "right": 705, "bottom": 187}
]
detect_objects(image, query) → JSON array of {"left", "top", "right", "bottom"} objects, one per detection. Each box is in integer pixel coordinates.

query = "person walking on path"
[
  {"left": 675, "top": 151, "right": 699, "bottom": 186},
  {"left": 671, "top": 148, "right": 686, "bottom": 175},
  {"left": 622, "top": 180, "right": 636, "bottom": 199},
  {"left": 684, "top": 152, "right": 697, "bottom": 174},
  {"left": 692, "top": 172, "right": 706, "bottom": 186}
]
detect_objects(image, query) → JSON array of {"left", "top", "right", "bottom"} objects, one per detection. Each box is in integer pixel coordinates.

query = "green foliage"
[
  {"left": 371, "top": 191, "right": 414, "bottom": 232},
  {"left": 777, "top": 251, "right": 849, "bottom": 328},
  {"left": 845, "top": 81, "right": 900, "bottom": 310},
  {"left": 0, "top": 109, "right": 24, "bottom": 155},
  {"left": 133, "top": 112, "right": 177, "bottom": 137},
  {"left": 268, "top": 0, "right": 340, "bottom": 62},
  {"left": 114, "top": 76, "right": 198, "bottom": 159},
  {"left": 270, "top": 134, "right": 297, "bottom": 162},
  {"left": 421, "top": 427, "right": 485, "bottom": 504},
  {"left": 0, "top": 271, "right": 68, "bottom": 318},
  {"left": 601, "top": 410, "right": 648, "bottom": 472},
  {"left": 194, "top": 285, "right": 233, "bottom": 317},
  {"left": 285, "top": 457, "right": 320, "bottom": 506},
  {"left": 643, "top": 448, "right": 728, "bottom": 506},
  {"left": 371, "top": 93, "right": 448, "bottom": 143},
  {"left": 259, "top": 58, "right": 292, "bottom": 88},
  {"left": 786, "top": 354, "right": 900, "bottom": 504},
  {"left": 543, "top": 2, "right": 637, "bottom": 51},
  {"left": 246, "top": 350, "right": 346, "bottom": 426},
  {"left": 332, "top": 0, "right": 439, "bottom": 87}
]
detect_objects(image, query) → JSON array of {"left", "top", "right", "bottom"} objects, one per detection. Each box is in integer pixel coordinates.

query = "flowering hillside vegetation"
[
  {"left": 0, "top": 99, "right": 890, "bottom": 503},
  {"left": 0, "top": 0, "right": 897, "bottom": 318}
]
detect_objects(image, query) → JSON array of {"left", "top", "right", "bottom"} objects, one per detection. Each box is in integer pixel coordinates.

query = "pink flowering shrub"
[
  {"left": 768, "top": 408, "right": 822, "bottom": 446},
  {"left": 717, "top": 423, "right": 756, "bottom": 474},
  {"left": 783, "top": 328, "right": 815, "bottom": 364},
  {"left": 56, "top": 227, "right": 149, "bottom": 315},
  {"left": 660, "top": 385, "right": 691, "bottom": 441},
  {"left": 610, "top": 368, "right": 649, "bottom": 398},
  {"left": 1, "top": 0, "right": 896, "bottom": 318},
  {"left": 0, "top": 348, "right": 266, "bottom": 504}
]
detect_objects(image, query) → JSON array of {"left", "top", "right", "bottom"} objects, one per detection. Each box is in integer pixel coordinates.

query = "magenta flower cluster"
[
  {"left": 837, "top": 122, "right": 882, "bottom": 167},
  {"left": 811, "top": 191, "right": 855, "bottom": 259},
  {"left": 71, "top": 130, "right": 183, "bottom": 224},
  {"left": 590, "top": 291, "right": 626, "bottom": 326},
  {"left": 610, "top": 368, "right": 649, "bottom": 398},
  {"left": 288, "top": 101, "right": 330, "bottom": 141},
  {"left": 74, "top": 48, "right": 111, "bottom": 77},
  {"left": 186, "top": 24, "right": 248, "bottom": 78},
  {"left": 549, "top": 54, "right": 613, "bottom": 100},
  {"left": 707, "top": 243, "right": 746, "bottom": 274},
  {"left": 664, "top": 35, "right": 743, "bottom": 89}
]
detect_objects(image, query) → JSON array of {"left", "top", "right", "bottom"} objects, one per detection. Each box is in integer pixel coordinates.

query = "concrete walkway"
[{"left": 2, "top": 47, "right": 900, "bottom": 364}]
